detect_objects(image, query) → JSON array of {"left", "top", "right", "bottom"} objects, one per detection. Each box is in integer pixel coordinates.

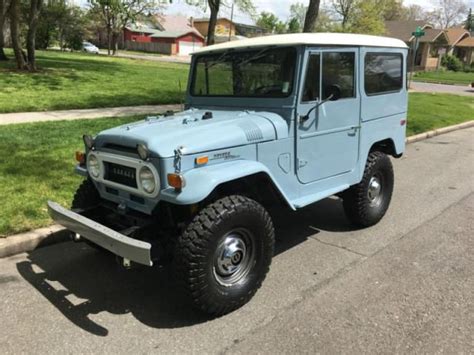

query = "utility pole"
[{"left": 229, "top": 0, "right": 234, "bottom": 42}]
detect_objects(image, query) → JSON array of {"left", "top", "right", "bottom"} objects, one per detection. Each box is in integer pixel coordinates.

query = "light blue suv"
[{"left": 49, "top": 33, "right": 408, "bottom": 316}]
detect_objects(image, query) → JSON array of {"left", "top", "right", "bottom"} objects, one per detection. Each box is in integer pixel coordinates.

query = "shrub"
[{"left": 441, "top": 54, "right": 463, "bottom": 72}]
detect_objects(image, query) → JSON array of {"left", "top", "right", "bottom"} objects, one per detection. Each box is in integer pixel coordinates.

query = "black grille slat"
[{"left": 104, "top": 162, "right": 137, "bottom": 188}]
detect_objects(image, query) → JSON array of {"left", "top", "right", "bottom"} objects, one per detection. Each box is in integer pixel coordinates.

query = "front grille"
[{"left": 104, "top": 162, "right": 137, "bottom": 188}]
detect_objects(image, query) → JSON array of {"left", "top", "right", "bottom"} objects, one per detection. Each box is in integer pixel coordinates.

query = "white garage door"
[{"left": 178, "top": 41, "right": 203, "bottom": 56}]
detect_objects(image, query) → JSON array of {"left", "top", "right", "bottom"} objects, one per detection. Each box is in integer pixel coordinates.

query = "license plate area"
[{"left": 104, "top": 162, "right": 137, "bottom": 188}]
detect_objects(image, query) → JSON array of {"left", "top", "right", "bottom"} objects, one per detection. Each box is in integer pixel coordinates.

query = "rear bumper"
[{"left": 47, "top": 201, "right": 153, "bottom": 266}]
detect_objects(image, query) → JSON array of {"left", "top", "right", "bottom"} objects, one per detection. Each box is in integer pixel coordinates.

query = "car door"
[{"left": 296, "top": 48, "right": 360, "bottom": 184}]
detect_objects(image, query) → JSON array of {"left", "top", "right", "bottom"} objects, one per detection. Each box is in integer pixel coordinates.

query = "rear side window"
[{"left": 365, "top": 53, "right": 403, "bottom": 95}]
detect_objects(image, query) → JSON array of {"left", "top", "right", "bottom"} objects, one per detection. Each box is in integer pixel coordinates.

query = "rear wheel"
[
  {"left": 174, "top": 195, "right": 275, "bottom": 316},
  {"left": 343, "top": 151, "right": 394, "bottom": 227}
]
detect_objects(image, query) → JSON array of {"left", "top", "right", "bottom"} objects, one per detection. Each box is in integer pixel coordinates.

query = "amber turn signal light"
[
  {"left": 195, "top": 155, "right": 209, "bottom": 165},
  {"left": 167, "top": 173, "right": 186, "bottom": 189},
  {"left": 75, "top": 151, "right": 86, "bottom": 165}
]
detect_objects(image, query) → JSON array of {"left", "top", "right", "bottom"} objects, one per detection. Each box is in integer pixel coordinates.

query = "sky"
[{"left": 164, "top": 0, "right": 474, "bottom": 25}]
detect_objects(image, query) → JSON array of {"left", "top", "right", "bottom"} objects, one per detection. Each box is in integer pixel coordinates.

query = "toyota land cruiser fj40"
[{"left": 48, "top": 33, "right": 408, "bottom": 316}]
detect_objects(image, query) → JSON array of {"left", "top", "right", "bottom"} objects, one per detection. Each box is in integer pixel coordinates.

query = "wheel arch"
[
  {"left": 369, "top": 138, "right": 402, "bottom": 158},
  {"left": 159, "top": 160, "right": 296, "bottom": 210}
]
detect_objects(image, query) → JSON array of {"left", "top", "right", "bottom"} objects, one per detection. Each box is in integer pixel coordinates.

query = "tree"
[
  {"left": 303, "top": 0, "right": 320, "bottom": 32},
  {"left": 403, "top": 4, "right": 429, "bottom": 21},
  {"left": 0, "top": 0, "right": 10, "bottom": 60},
  {"left": 381, "top": 0, "right": 404, "bottom": 21},
  {"left": 428, "top": 0, "right": 468, "bottom": 28},
  {"left": 330, "top": 0, "right": 356, "bottom": 29},
  {"left": 287, "top": 17, "right": 301, "bottom": 33},
  {"left": 9, "top": 0, "right": 28, "bottom": 69},
  {"left": 89, "top": 0, "right": 159, "bottom": 55},
  {"left": 206, "top": 0, "right": 219, "bottom": 45},
  {"left": 26, "top": 0, "right": 43, "bottom": 71},
  {"left": 289, "top": 2, "right": 306, "bottom": 30},
  {"left": 348, "top": 0, "right": 385, "bottom": 35},
  {"left": 464, "top": 8, "right": 473, "bottom": 31},
  {"left": 257, "top": 11, "right": 279, "bottom": 32}
]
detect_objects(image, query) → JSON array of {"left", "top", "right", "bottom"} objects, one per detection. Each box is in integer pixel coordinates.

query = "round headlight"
[
  {"left": 88, "top": 154, "right": 100, "bottom": 178},
  {"left": 139, "top": 166, "right": 156, "bottom": 193}
]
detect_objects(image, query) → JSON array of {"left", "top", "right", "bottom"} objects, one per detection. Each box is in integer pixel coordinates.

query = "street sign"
[{"left": 412, "top": 26, "right": 425, "bottom": 38}]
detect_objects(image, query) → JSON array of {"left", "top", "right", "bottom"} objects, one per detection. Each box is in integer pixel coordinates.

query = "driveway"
[
  {"left": 411, "top": 81, "right": 474, "bottom": 96},
  {"left": 0, "top": 128, "right": 473, "bottom": 353}
]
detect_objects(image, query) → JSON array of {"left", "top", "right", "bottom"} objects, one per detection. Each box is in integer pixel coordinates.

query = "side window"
[
  {"left": 365, "top": 53, "right": 403, "bottom": 95},
  {"left": 322, "top": 52, "right": 355, "bottom": 99},
  {"left": 302, "top": 54, "right": 320, "bottom": 102}
]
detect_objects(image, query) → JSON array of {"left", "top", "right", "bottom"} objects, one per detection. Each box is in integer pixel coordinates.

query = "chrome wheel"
[
  {"left": 214, "top": 228, "right": 255, "bottom": 287},
  {"left": 367, "top": 175, "right": 383, "bottom": 207}
]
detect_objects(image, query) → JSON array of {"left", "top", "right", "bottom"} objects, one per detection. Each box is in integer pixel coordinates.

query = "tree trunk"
[
  {"left": 107, "top": 25, "right": 112, "bottom": 55},
  {"left": 26, "top": 0, "right": 43, "bottom": 71},
  {"left": 112, "top": 32, "right": 119, "bottom": 55},
  {"left": 207, "top": 0, "right": 220, "bottom": 46},
  {"left": 9, "top": 0, "right": 27, "bottom": 69},
  {"left": 0, "top": 0, "right": 8, "bottom": 61},
  {"left": 303, "top": 0, "right": 321, "bottom": 33}
]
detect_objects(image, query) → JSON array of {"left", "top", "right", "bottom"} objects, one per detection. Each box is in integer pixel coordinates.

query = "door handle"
[{"left": 347, "top": 127, "right": 358, "bottom": 137}]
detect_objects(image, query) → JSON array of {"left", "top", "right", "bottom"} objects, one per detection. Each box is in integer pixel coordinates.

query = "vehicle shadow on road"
[{"left": 16, "top": 197, "right": 356, "bottom": 336}]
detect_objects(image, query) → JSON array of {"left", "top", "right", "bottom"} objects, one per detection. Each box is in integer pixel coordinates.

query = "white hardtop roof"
[{"left": 194, "top": 33, "right": 408, "bottom": 54}]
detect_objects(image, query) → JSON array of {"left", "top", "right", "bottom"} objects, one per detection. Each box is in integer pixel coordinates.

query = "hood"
[{"left": 95, "top": 109, "right": 289, "bottom": 158}]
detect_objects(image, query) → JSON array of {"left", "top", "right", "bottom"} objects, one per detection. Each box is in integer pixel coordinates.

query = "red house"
[{"left": 124, "top": 15, "right": 205, "bottom": 55}]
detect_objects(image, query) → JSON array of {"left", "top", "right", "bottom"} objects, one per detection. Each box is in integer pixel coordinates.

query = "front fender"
[{"left": 159, "top": 160, "right": 295, "bottom": 209}]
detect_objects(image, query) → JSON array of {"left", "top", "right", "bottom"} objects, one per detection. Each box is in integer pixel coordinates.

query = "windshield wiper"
[
  {"left": 205, "top": 49, "right": 234, "bottom": 69},
  {"left": 237, "top": 47, "right": 273, "bottom": 67}
]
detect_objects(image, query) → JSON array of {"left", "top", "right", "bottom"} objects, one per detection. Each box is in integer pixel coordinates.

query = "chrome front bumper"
[{"left": 47, "top": 201, "right": 153, "bottom": 266}]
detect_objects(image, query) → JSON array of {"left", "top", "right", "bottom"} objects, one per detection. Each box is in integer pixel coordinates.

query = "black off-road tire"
[
  {"left": 174, "top": 195, "right": 275, "bottom": 316},
  {"left": 72, "top": 179, "right": 100, "bottom": 210},
  {"left": 71, "top": 179, "right": 103, "bottom": 250},
  {"left": 343, "top": 151, "right": 394, "bottom": 227}
]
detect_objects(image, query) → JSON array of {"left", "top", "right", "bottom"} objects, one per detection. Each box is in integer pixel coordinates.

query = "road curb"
[
  {"left": 0, "top": 225, "right": 68, "bottom": 258},
  {"left": 406, "top": 120, "right": 474, "bottom": 144},
  {"left": 1, "top": 120, "right": 474, "bottom": 258}
]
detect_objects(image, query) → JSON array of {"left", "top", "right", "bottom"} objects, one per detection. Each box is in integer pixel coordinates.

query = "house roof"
[
  {"left": 126, "top": 15, "right": 204, "bottom": 40},
  {"left": 151, "top": 30, "right": 203, "bottom": 39},
  {"left": 418, "top": 28, "right": 448, "bottom": 43},
  {"left": 195, "top": 33, "right": 408, "bottom": 54},
  {"left": 385, "top": 20, "right": 430, "bottom": 42},
  {"left": 193, "top": 17, "right": 232, "bottom": 23},
  {"left": 445, "top": 28, "right": 470, "bottom": 46},
  {"left": 456, "top": 36, "right": 474, "bottom": 47}
]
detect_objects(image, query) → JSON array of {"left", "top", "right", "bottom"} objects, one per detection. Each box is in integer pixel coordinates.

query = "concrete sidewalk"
[
  {"left": 411, "top": 81, "right": 474, "bottom": 96},
  {"left": 0, "top": 104, "right": 181, "bottom": 125},
  {"left": 99, "top": 50, "right": 191, "bottom": 64}
]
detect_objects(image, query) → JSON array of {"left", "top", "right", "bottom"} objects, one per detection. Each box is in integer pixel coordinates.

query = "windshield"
[{"left": 191, "top": 47, "right": 297, "bottom": 98}]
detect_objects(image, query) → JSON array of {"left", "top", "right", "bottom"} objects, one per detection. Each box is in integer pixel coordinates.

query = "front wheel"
[
  {"left": 174, "top": 195, "right": 275, "bottom": 316},
  {"left": 343, "top": 151, "right": 394, "bottom": 227}
]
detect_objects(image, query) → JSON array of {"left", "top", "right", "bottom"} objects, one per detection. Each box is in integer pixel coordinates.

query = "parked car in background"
[{"left": 83, "top": 42, "right": 99, "bottom": 54}]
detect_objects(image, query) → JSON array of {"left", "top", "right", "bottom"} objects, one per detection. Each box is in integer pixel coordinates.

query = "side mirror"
[
  {"left": 301, "top": 84, "right": 341, "bottom": 122},
  {"left": 325, "top": 84, "right": 342, "bottom": 101}
]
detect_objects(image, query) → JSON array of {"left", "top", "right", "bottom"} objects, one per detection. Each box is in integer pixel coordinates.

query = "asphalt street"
[{"left": 1, "top": 128, "right": 473, "bottom": 354}]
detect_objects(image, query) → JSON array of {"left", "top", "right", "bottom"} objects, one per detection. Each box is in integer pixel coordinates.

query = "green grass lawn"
[
  {"left": 407, "top": 93, "right": 474, "bottom": 136},
  {"left": 0, "top": 49, "right": 188, "bottom": 113},
  {"left": 413, "top": 70, "right": 474, "bottom": 86},
  {"left": 0, "top": 93, "right": 473, "bottom": 237}
]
